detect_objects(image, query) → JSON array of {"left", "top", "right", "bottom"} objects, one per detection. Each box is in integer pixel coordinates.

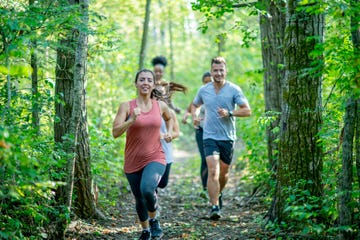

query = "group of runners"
[{"left": 112, "top": 56, "right": 251, "bottom": 239}]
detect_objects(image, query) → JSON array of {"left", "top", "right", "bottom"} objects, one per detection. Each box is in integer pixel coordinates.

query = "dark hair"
[
  {"left": 202, "top": 71, "right": 211, "bottom": 82},
  {"left": 211, "top": 56, "right": 226, "bottom": 66},
  {"left": 169, "top": 82, "right": 187, "bottom": 93},
  {"left": 134, "top": 69, "right": 155, "bottom": 83},
  {"left": 152, "top": 81, "right": 187, "bottom": 101},
  {"left": 151, "top": 55, "right": 168, "bottom": 67}
]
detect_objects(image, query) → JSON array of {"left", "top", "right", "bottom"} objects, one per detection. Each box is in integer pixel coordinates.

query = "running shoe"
[
  {"left": 209, "top": 205, "right": 221, "bottom": 220},
  {"left": 139, "top": 229, "right": 151, "bottom": 240},
  {"left": 149, "top": 218, "right": 163, "bottom": 238}
]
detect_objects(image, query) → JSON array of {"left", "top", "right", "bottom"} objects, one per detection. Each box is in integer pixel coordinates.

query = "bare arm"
[
  {"left": 217, "top": 102, "right": 252, "bottom": 118},
  {"left": 190, "top": 103, "right": 201, "bottom": 128},
  {"left": 112, "top": 102, "right": 140, "bottom": 138},
  {"left": 170, "top": 110, "right": 180, "bottom": 140},
  {"left": 159, "top": 101, "right": 173, "bottom": 142},
  {"left": 181, "top": 102, "right": 192, "bottom": 124},
  {"left": 233, "top": 102, "right": 252, "bottom": 117}
]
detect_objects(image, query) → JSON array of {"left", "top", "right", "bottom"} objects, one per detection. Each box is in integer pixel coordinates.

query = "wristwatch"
[{"left": 228, "top": 111, "right": 233, "bottom": 117}]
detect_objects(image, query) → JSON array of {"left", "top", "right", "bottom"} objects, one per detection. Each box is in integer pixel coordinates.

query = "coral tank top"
[{"left": 124, "top": 99, "right": 165, "bottom": 173}]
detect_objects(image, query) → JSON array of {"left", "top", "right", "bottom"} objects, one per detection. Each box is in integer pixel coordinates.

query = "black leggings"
[
  {"left": 158, "top": 163, "right": 172, "bottom": 189},
  {"left": 195, "top": 127, "right": 208, "bottom": 190},
  {"left": 126, "top": 162, "right": 165, "bottom": 222}
]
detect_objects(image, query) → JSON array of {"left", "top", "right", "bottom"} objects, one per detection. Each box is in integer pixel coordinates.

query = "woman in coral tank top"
[{"left": 112, "top": 69, "right": 173, "bottom": 240}]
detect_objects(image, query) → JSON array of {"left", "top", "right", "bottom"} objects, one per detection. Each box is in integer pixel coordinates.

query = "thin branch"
[{"left": 232, "top": 1, "right": 257, "bottom": 8}]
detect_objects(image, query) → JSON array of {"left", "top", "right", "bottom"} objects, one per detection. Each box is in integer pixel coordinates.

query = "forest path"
[{"left": 66, "top": 148, "right": 269, "bottom": 239}]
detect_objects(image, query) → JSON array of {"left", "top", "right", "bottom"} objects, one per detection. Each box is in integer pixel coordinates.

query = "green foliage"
[
  {"left": 0, "top": 1, "right": 92, "bottom": 238},
  {"left": 324, "top": 0, "right": 360, "bottom": 96},
  {"left": 265, "top": 180, "right": 338, "bottom": 237},
  {"left": 0, "top": 123, "right": 69, "bottom": 239},
  {"left": 88, "top": 121, "right": 128, "bottom": 210},
  {"left": 234, "top": 69, "right": 269, "bottom": 190}
]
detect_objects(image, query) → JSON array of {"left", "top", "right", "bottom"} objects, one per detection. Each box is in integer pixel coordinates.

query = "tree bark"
[
  {"left": 51, "top": 0, "right": 101, "bottom": 238},
  {"left": 71, "top": 0, "right": 102, "bottom": 219},
  {"left": 258, "top": 0, "right": 286, "bottom": 223},
  {"left": 339, "top": 1, "right": 360, "bottom": 238},
  {"left": 5, "top": 48, "right": 11, "bottom": 120},
  {"left": 30, "top": 40, "right": 40, "bottom": 133},
  {"left": 139, "top": 0, "right": 151, "bottom": 70},
  {"left": 52, "top": 32, "right": 75, "bottom": 239},
  {"left": 356, "top": 99, "right": 360, "bottom": 220},
  {"left": 259, "top": 0, "right": 285, "bottom": 174},
  {"left": 273, "top": 0, "right": 324, "bottom": 222},
  {"left": 350, "top": 4, "right": 360, "bottom": 197},
  {"left": 29, "top": 0, "right": 40, "bottom": 133},
  {"left": 339, "top": 98, "right": 356, "bottom": 240}
]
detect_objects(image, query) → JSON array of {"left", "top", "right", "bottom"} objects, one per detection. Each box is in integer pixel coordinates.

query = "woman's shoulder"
[
  {"left": 156, "top": 99, "right": 167, "bottom": 108},
  {"left": 120, "top": 99, "right": 135, "bottom": 110}
]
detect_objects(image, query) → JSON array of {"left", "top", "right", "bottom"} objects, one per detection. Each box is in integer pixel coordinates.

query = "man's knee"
[
  {"left": 219, "top": 171, "right": 229, "bottom": 181},
  {"left": 208, "top": 169, "right": 218, "bottom": 178}
]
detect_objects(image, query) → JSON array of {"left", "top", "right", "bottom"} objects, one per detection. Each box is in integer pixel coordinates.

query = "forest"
[{"left": 0, "top": 0, "right": 360, "bottom": 239}]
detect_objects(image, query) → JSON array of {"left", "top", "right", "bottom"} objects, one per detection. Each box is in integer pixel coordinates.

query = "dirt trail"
[{"left": 66, "top": 149, "right": 269, "bottom": 239}]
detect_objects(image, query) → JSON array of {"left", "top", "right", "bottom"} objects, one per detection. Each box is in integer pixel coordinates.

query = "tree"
[
  {"left": 339, "top": 0, "right": 360, "bottom": 239},
  {"left": 29, "top": 0, "right": 40, "bottom": 133},
  {"left": 139, "top": 0, "right": 151, "bottom": 69},
  {"left": 271, "top": 0, "right": 324, "bottom": 222},
  {"left": 52, "top": 0, "right": 100, "bottom": 238},
  {"left": 258, "top": 0, "right": 285, "bottom": 174},
  {"left": 258, "top": 0, "right": 287, "bottom": 224},
  {"left": 167, "top": 4, "right": 175, "bottom": 81}
]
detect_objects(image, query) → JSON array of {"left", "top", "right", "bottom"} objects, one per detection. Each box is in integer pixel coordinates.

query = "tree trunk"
[
  {"left": 4, "top": 49, "right": 11, "bottom": 120},
  {"left": 29, "top": 0, "right": 40, "bottom": 133},
  {"left": 52, "top": 30, "right": 75, "bottom": 240},
  {"left": 259, "top": 0, "right": 286, "bottom": 223},
  {"left": 216, "top": 21, "right": 226, "bottom": 56},
  {"left": 272, "top": 0, "right": 324, "bottom": 222},
  {"left": 339, "top": 1, "right": 360, "bottom": 238},
  {"left": 51, "top": 0, "right": 100, "bottom": 238},
  {"left": 52, "top": 32, "right": 75, "bottom": 239},
  {"left": 139, "top": 0, "right": 151, "bottom": 70},
  {"left": 158, "top": 0, "right": 166, "bottom": 48},
  {"left": 71, "top": 0, "right": 101, "bottom": 219},
  {"left": 339, "top": 98, "right": 356, "bottom": 240},
  {"left": 356, "top": 99, "right": 360, "bottom": 227},
  {"left": 168, "top": 8, "right": 175, "bottom": 81},
  {"left": 30, "top": 40, "right": 40, "bottom": 133},
  {"left": 350, "top": 3, "right": 360, "bottom": 196},
  {"left": 217, "top": 33, "right": 225, "bottom": 56},
  {"left": 259, "top": 0, "right": 285, "bottom": 175}
]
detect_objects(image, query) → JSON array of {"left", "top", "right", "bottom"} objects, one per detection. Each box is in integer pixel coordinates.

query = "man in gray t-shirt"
[{"left": 191, "top": 57, "right": 251, "bottom": 220}]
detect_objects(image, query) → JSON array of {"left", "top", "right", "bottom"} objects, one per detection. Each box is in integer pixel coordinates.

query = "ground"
[{"left": 66, "top": 149, "right": 271, "bottom": 240}]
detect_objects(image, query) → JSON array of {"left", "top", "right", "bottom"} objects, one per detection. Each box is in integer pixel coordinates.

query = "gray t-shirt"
[{"left": 193, "top": 81, "right": 248, "bottom": 141}]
